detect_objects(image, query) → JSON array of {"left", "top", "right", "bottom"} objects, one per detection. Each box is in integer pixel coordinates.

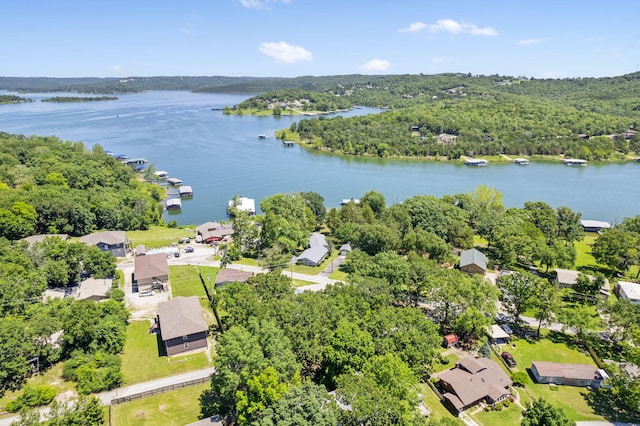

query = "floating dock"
[
  {"left": 514, "top": 158, "right": 530, "bottom": 165},
  {"left": 563, "top": 158, "right": 587, "bottom": 166},
  {"left": 464, "top": 159, "right": 488, "bottom": 166},
  {"left": 179, "top": 185, "right": 193, "bottom": 197},
  {"left": 166, "top": 198, "right": 182, "bottom": 210},
  {"left": 167, "top": 177, "right": 183, "bottom": 186}
]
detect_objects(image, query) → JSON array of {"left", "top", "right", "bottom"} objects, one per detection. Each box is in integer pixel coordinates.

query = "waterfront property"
[
  {"left": 134, "top": 252, "right": 169, "bottom": 292},
  {"left": 580, "top": 219, "right": 611, "bottom": 233},
  {"left": 514, "top": 158, "right": 530, "bottom": 165},
  {"left": 531, "top": 361, "right": 608, "bottom": 388},
  {"left": 196, "top": 221, "right": 234, "bottom": 244},
  {"left": 459, "top": 248, "right": 488, "bottom": 275},
  {"left": 79, "top": 230, "right": 128, "bottom": 257},
  {"left": 563, "top": 158, "right": 587, "bottom": 166},
  {"left": 179, "top": 185, "right": 193, "bottom": 197},
  {"left": 438, "top": 357, "right": 512, "bottom": 413},
  {"left": 166, "top": 198, "right": 182, "bottom": 211},
  {"left": 228, "top": 196, "right": 255, "bottom": 215},
  {"left": 121, "top": 157, "right": 148, "bottom": 167},
  {"left": 157, "top": 296, "right": 208, "bottom": 356},
  {"left": 464, "top": 158, "right": 488, "bottom": 166}
]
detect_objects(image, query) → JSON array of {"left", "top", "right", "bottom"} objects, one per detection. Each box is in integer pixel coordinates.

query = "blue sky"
[{"left": 2, "top": 0, "right": 639, "bottom": 78}]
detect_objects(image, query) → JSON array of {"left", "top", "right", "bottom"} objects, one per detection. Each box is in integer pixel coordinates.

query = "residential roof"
[
  {"left": 580, "top": 220, "right": 611, "bottom": 230},
  {"left": 228, "top": 196, "right": 255, "bottom": 213},
  {"left": 76, "top": 278, "right": 112, "bottom": 300},
  {"left": 134, "top": 253, "right": 169, "bottom": 281},
  {"left": 532, "top": 361, "right": 603, "bottom": 381},
  {"left": 22, "top": 234, "right": 69, "bottom": 245},
  {"left": 444, "top": 334, "right": 458, "bottom": 344},
  {"left": 158, "top": 296, "right": 208, "bottom": 341},
  {"left": 197, "top": 222, "right": 222, "bottom": 234},
  {"left": 438, "top": 357, "right": 512, "bottom": 407},
  {"left": 215, "top": 269, "right": 253, "bottom": 285},
  {"left": 79, "top": 230, "right": 126, "bottom": 247},
  {"left": 201, "top": 226, "right": 234, "bottom": 242},
  {"left": 339, "top": 243, "right": 352, "bottom": 252},
  {"left": 555, "top": 268, "right": 580, "bottom": 285},
  {"left": 179, "top": 185, "right": 193, "bottom": 195},
  {"left": 135, "top": 244, "right": 146, "bottom": 255},
  {"left": 309, "top": 232, "right": 328, "bottom": 248},
  {"left": 297, "top": 245, "right": 328, "bottom": 265},
  {"left": 486, "top": 324, "right": 510, "bottom": 340},
  {"left": 617, "top": 281, "right": 640, "bottom": 301},
  {"left": 460, "top": 248, "right": 488, "bottom": 270}
]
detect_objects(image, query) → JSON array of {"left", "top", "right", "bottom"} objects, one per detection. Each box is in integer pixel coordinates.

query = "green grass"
[
  {"left": 473, "top": 235, "right": 489, "bottom": 247},
  {"left": 419, "top": 384, "right": 461, "bottom": 424},
  {"left": 235, "top": 257, "right": 260, "bottom": 267},
  {"left": 472, "top": 401, "right": 523, "bottom": 426},
  {"left": 169, "top": 265, "right": 219, "bottom": 325},
  {"left": 293, "top": 279, "right": 316, "bottom": 287},
  {"left": 574, "top": 233, "right": 601, "bottom": 268},
  {"left": 110, "top": 383, "right": 208, "bottom": 426},
  {"left": 0, "top": 363, "right": 75, "bottom": 412},
  {"left": 120, "top": 321, "right": 211, "bottom": 385},
  {"left": 432, "top": 352, "right": 460, "bottom": 374},
  {"left": 126, "top": 226, "right": 195, "bottom": 249},
  {"left": 329, "top": 269, "right": 349, "bottom": 281}
]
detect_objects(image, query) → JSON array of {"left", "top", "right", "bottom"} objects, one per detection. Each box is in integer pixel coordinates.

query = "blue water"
[{"left": 0, "top": 90, "right": 638, "bottom": 225}]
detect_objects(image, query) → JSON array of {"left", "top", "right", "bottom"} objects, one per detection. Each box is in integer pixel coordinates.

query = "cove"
[{"left": 0, "top": 90, "right": 638, "bottom": 225}]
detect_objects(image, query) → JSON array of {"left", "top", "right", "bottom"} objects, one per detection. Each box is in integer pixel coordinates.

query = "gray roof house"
[
  {"left": 79, "top": 230, "right": 127, "bottom": 257},
  {"left": 134, "top": 253, "right": 169, "bottom": 291},
  {"left": 459, "top": 248, "right": 488, "bottom": 275},
  {"left": 215, "top": 269, "right": 254, "bottom": 287},
  {"left": 22, "top": 234, "right": 69, "bottom": 245},
  {"left": 157, "top": 296, "right": 208, "bottom": 356},
  {"left": 531, "top": 361, "right": 608, "bottom": 388},
  {"left": 76, "top": 278, "right": 112, "bottom": 301},
  {"left": 296, "top": 232, "right": 329, "bottom": 267}
]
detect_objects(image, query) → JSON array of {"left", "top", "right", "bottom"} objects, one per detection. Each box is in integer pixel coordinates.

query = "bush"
[
  {"left": 63, "top": 351, "right": 122, "bottom": 394},
  {"left": 511, "top": 371, "right": 530, "bottom": 387},
  {"left": 6, "top": 384, "right": 56, "bottom": 412}
]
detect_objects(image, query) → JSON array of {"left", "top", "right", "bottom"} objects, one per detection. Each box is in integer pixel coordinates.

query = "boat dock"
[
  {"left": 167, "top": 177, "right": 183, "bottom": 186},
  {"left": 179, "top": 185, "right": 193, "bottom": 197},
  {"left": 563, "top": 158, "right": 587, "bottom": 166},
  {"left": 514, "top": 158, "right": 530, "bottom": 165},
  {"left": 282, "top": 140, "right": 295, "bottom": 147},
  {"left": 166, "top": 198, "right": 182, "bottom": 211},
  {"left": 464, "top": 159, "right": 488, "bottom": 166}
]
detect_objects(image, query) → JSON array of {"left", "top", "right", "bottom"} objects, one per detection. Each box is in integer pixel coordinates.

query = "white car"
[{"left": 139, "top": 290, "right": 153, "bottom": 297}]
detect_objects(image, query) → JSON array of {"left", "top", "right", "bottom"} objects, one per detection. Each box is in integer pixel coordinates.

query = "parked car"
[
  {"left": 501, "top": 324, "right": 514, "bottom": 335},
  {"left": 174, "top": 251, "right": 180, "bottom": 257},
  {"left": 501, "top": 351, "right": 517, "bottom": 367},
  {"left": 185, "top": 246, "right": 194, "bottom": 253},
  {"left": 179, "top": 237, "right": 191, "bottom": 244},
  {"left": 140, "top": 290, "right": 153, "bottom": 297}
]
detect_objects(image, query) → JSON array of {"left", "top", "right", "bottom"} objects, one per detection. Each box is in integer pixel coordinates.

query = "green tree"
[
  {"left": 559, "top": 305, "right": 602, "bottom": 344},
  {"left": 255, "top": 381, "right": 338, "bottom": 426},
  {"left": 521, "top": 398, "right": 574, "bottom": 426},
  {"left": 592, "top": 228, "right": 639, "bottom": 274},
  {"left": 322, "top": 320, "right": 374, "bottom": 387},
  {"left": 530, "top": 280, "right": 560, "bottom": 338},
  {"left": 360, "top": 190, "right": 386, "bottom": 218},
  {"left": 236, "top": 366, "right": 290, "bottom": 425},
  {"left": 497, "top": 272, "right": 546, "bottom": 321}
]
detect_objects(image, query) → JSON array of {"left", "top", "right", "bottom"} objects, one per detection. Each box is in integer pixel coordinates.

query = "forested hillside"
[{"left": 0, "top": 133, "right": 163, "bottom": 238}]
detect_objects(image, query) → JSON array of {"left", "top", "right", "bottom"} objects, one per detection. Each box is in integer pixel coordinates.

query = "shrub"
[
  {"left": 511, "top": 371, "right": 530, "bottom": 387},
  {"left": 6, "top": 384, "right": 56, "bottom": 412}
]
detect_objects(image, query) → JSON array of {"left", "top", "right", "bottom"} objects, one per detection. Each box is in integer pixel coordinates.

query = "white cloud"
[
  {"left": 399, "top": 22, "right": 427, "bottom": 33},
  {"left": 259, "top": 41, "right": 313, "bottom": 63},
  {"left": 431, "top": 57, "right": 446, "bottom": 63},
  {"left": 427, "top": 19, "right": 497, "bottom": 36},
  {"left": 360, "top": 59, "right": 391, "bottom": 73},
  {"left": 112, "top": 65, "right": 123, "bottom": 74},
  {"left": 239, "top": 0, "right": 290, "bottom": 8},
  {"left": 517, "top": 38, "right": 543, "bottom": 46}
]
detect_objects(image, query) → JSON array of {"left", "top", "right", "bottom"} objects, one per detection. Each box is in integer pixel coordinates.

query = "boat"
[
  {"left": 514, "top": 158, "right": 530, "bottom": 165},
  {"left": 166, "top": 198, "right": 182, "bottom": 210},
  {"left": 464, "top": 159, "right": 488, "bottom": 167},
  {"left": 167, "top": 177, "right": 183, "bottom": 186},
  {"left": 258, "top": 134, "right": 267, "bottom": 139},
  {"left": 154, "top": 170, "right": 169, "bottom": 179},
  {"left": 282, "top": 140, "right": 295, "bottom": 147},
  {"left": 563, "top": 158, "right": 587, "bottom": 166}
]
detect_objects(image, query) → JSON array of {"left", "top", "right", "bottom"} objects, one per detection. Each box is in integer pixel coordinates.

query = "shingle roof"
[
  {"left": 532, "top": 361, "right": 602, "bottom": 381},
  {"left": 22, "top": 234, "right": 69, "bottom": 245},
  {"left": 134, "top": 253, "right": 169, "bottom": 281},
  {"left": 158, "top": 296, "right": 208, "bottom": 341},
  {"left": 197, "top": 222, "right": 222, "bottom": 234},
  {"left": 309, "top": 232, "right": 328, "bottom": 248},
  {"left": 76, "top": 278, "right": 112, "bottom": 300},
  {"left": 79, "top": 230, "right": 126, "bottom": 246},
  {"left": 297, "top": 246, "right": 328, "bottom": 265},
  {"left": 438, "top": 357, "right": 512, "bottom": 407},
  {"left": 555, "top": 268, "right": 580, "bottom": 285},
  {"left": 215, "top": 269, "right": 253, "bottom": 285},
  {"left": 460, "top": 248, "right": 487, "bottom": 270}
]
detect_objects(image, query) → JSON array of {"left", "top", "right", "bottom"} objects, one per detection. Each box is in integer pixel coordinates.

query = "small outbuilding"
[
  {"left": 459, "top": 248, "right": 488, "bottom": 275},
  {"left": 339, "top": 243, "right": 352, "bottom": 256},
  {"left": 443, "top": 334, "right": 459, "bottom": 348},
  {"left": 531, "top": 361, "right": 608, "bottom": 388},
  {"left": 486, "top": 324, "right": 510, "bottom": 345}
]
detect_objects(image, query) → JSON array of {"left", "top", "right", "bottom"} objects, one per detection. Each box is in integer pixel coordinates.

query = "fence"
[{"left": 110, "top": 376, "right": 211, "bottom": 406}]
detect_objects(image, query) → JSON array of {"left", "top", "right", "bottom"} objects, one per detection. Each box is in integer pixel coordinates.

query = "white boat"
[
  {"left": 563, "top": 158, "right": 587, "bottom": 166},
  {"left": 258, "top": 134, "right": 267, "bottom": 139},
  {"left": 514, "top": 158, "right": 530, "bottom": 165}
]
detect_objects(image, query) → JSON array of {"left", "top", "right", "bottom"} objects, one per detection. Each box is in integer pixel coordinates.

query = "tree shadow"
[{"left": 583, "top": 389, "right": 640, "bottom": 424}]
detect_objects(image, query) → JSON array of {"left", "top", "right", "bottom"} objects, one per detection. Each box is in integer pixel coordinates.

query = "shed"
[
  {"left": 339, "top": 243, "right": 352, "bottom": 256},
  {"left": 486, "top": 325, "right": 510, "bottom": 345},
  {"left": 459, "top": 248, "right": 488, "bottom": 275},
  {"left": 443, "top": 334, "right": 459, "bottom": 348}
]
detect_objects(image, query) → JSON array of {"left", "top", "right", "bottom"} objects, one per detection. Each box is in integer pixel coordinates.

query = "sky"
[{"left": 2, "top": 0, "right": 639, "bottom": 79}]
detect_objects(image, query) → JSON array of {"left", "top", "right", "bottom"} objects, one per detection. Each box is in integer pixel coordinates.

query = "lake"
[{"left": 0, "top": 90, "right": 638, "bottom": 225}]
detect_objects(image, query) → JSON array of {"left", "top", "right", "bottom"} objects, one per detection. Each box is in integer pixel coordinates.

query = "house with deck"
[
  {"left": 79, "top": 230, "right": 128, "bottom": 257},
  {"left": 134, "top": 253, "right": 169, "bottom": 292},
  {"left": 157, "top": 296, "right": 208, "bottom": 356}
]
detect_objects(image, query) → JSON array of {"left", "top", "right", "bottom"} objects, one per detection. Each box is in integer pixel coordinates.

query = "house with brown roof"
[
  {"left": 157, "top": 296, "right": 208, "bottom": 356},
  {"left": 134, "top": 253, "right": 169, "bottom": 292},
  {"left": 531, "top": 361, "right": 609, "bottom": 388},
  {"left": 79, "top": 230, "right": 128, "bottom": 257},
  {"left": 215, "top": 269, "right": 253, "bottom": 287},
  {"left": 437, "top": 357, "right": 512, "bottom": 413},
  {"left": 196, "top": 221, "right": 234, "bottom": 244}
]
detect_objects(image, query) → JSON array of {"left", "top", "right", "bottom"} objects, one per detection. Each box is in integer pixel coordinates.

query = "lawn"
[
  {"left": 110, "top": 383, "right": 208, "bottom": 426},
  {"left": 169, "top": 265, "right": 219, "bottom": 325},
  {"left": 472, "top": 401, "right": 523, "bottom": 426},
  {"left": 432, "top": 352, "right": 460, "bottom": 374},
  {"left": 126, "top": 226, "right": 195, "bottom": 249},
  {"left": 0, "top": 363, "right": 75, "bottom": 413},
  {"left": 329, "top": 269, "right": 349, "bottom": 281},
  {"left": 574, "top": 232, "right": 601, "bottom": 268},
  {"left": 120, "top": 321, "right": 211, "bottom": 385},
  {"left": 419, "top": 384, "right": 461, "bottom": 424}
]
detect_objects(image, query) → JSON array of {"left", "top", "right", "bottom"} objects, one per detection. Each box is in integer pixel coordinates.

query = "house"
[
  {"left": 555, "top": 268, "right": 580, "bottom": 289},
  {"left": 443, "top": 334, "right": 459, "bottom": 348},
  {"left": 76, "top": 278, "right": 112, "bottom": 301},
  {"left": 22, "top": 234, "right": 69, "bottom": 245},
  {"left": 339, "top": 243, "right": 352, "bottom": 256},
  {"left": 580, "top": 220, "right": 611, "bottom": 233},
  {"left": 296, "top": 232, "right": 329, "bottom": 267},
  {"left": 215, "top": 269, "right": 254, "bottom": 287},
  {"left": 196, "top": 222, "right": 234, "bottom": 244},
  {"left": 438, "top": 357, "right": 512, "bottom": 413},
  {"left": 459, "top": 248, "right": 488, "bottom": 275},
  {"left": 531, "top": 361, "right": 609, "bottom": 388},
  {"left": 134, "top": 253, "right": 169, "bottom": 292},
  {"left": 486, "top": 324, "right": 510, "bottom": 345},
  {"left": 615, "top": 281, "right": 640, "bottom": 305},
  {"left": 157, "top": 296, "right": 208, "bottom": 356},
  {"left": 79, "top": 230, "right": 127, "bottom": 257}
]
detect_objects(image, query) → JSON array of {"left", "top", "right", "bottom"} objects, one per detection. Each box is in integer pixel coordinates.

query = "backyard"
[{"left": 120, "top": 321, "right": 211, "bottom": 385}]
